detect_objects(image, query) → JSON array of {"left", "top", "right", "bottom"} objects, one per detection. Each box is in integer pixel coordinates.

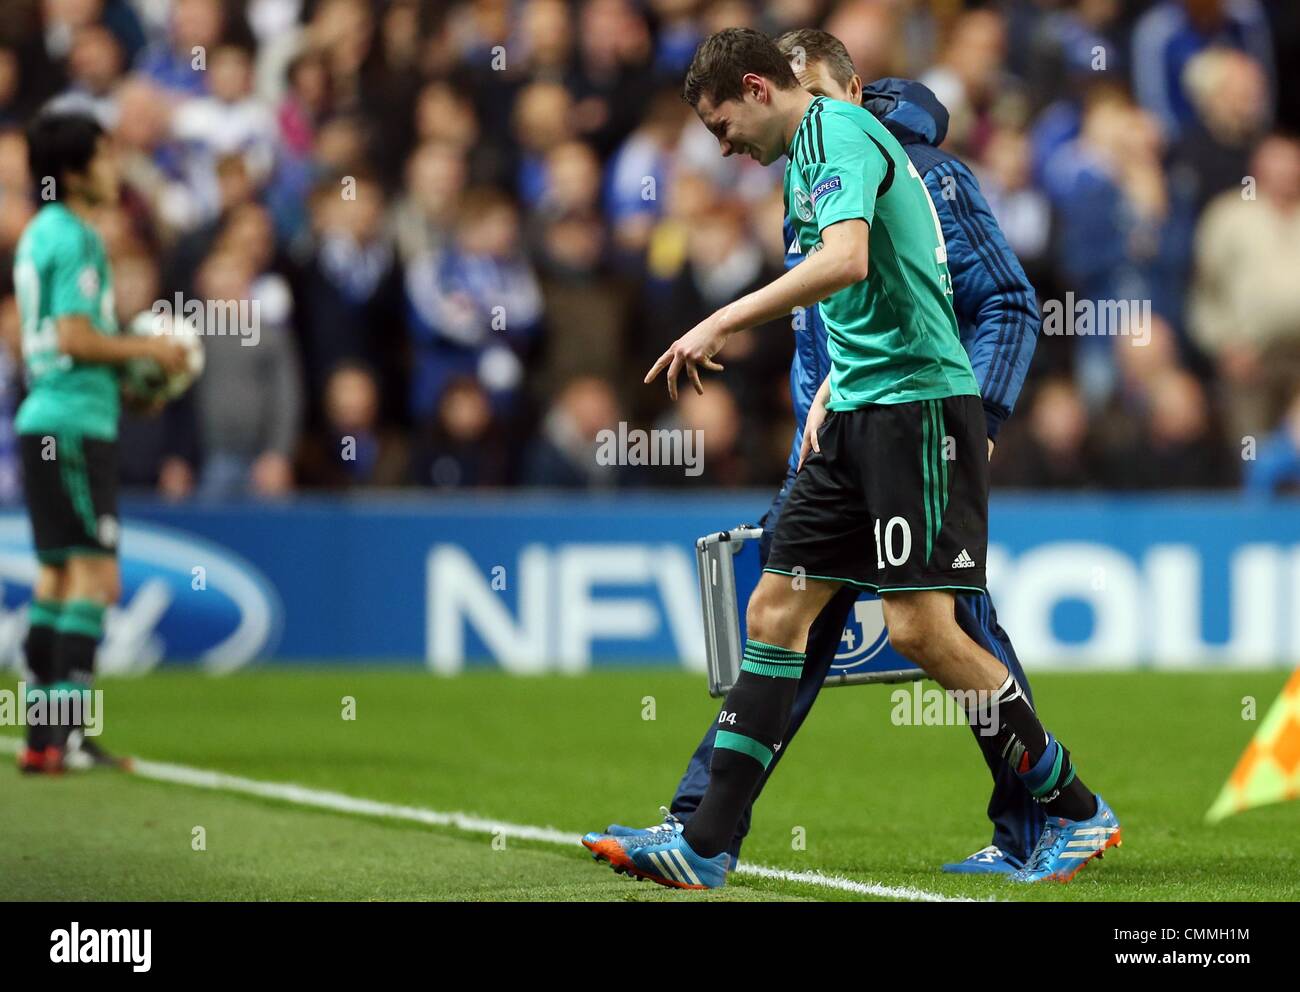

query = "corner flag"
[{"left": 1206, "top": 668, "right": 1300, "bottom": 823}]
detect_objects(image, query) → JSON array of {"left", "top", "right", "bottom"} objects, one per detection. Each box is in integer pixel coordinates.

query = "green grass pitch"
[{"left": 2, "top": 668, "right": 1297, "bottom": 901}]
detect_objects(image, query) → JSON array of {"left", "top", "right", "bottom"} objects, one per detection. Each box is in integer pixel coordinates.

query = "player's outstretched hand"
[{"left": 644, "top": 314, "right": 728, "bottom": 400}]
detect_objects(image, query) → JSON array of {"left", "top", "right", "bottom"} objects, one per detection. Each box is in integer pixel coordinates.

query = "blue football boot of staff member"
[{"left": 596, "top": 32, "right": 1046, "bottom": 878}]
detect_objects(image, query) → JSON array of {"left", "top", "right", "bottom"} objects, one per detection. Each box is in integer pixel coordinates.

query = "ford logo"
[{"left": 0, "top": 514, "right": 282, "bottom": 675}]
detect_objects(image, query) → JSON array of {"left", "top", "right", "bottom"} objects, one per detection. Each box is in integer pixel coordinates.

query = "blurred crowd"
[{"left": 1, "top": 0, "right": 1300, "bottom": 499}]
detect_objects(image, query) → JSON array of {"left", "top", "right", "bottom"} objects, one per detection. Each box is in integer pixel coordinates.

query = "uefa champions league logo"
[{"left": 832, "top": 596, "right": 891, "bottom": 669}]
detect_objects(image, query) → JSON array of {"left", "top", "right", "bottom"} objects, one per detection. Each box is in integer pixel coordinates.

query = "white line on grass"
[{"left": 1, "top": 736, "right": 982, "bottom": 902}]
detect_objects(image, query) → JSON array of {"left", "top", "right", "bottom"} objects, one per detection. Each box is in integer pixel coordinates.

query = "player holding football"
[
  {"left": 14, "top": 112, "right": 187, "bottom": 773},
  {"left": 584, "top": 29, "right": 1120, "bottom": 886}
]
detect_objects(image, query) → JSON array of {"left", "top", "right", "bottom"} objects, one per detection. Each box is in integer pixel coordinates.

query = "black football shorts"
[
  {"left": 764, "top": 394, "right": 988, "bottom": 593},
  {"left": 19, "top": 431, "right": 120, "bottom": 563}
]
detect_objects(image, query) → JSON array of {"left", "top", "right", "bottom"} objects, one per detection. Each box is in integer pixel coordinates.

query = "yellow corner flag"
[{"left": 1206, "top": 668, "right": 1300, "bottom": 823}]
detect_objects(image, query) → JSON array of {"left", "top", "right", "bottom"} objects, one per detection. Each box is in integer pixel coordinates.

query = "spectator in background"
[
  {"left": 822, "top": 0, "right": 898, "bottom": 85},
  {"left": 292, "top": 171, "right": 403, "bottom": 425},
  {"left": 702, "top": 0, "right": 757, "bottom": 36},
  {"left": 260, "top": 44, "right": 336, "bottom": 242},
  {"left": 530, "top": 199, "right": 626, "bottom": 398},
  {"left": 604, "top": 89, "right": 687, "bottom": 260},
  {"left": 135, "top": 0, "right": 226, "bottom": 97},
  {"left": 413, "top": 80, "right": 479, "bottom": 155},
  {"left": 112, "top": 76, "right": 194, "bottom": 239},
  {"left": 1133, "top": 0, "right": 1274, "bottom": 141},
  {"left": 1169, "top": 48, "right": 1270, "bottom": 214},
  {"left": 1190, "top": 134, "right": 1300, "bottom": 439},
  {"left": 42, "top": 0, "right": 111, "bottom": 67},
  {"left": 1131, "top": 369, "right": 1225, "bottom": 488},
  {"left": 511, "top": 80, "right": 575, "bottom": 208},
  {"left": 642, "top": 170, "right": 714, "bottom": 296},
  {"left": 649, "top": 0, "right": 703, "bottom": 77},
  {"left": 568, "top": 0, "right": 655, "bottom": 158},
  {"left": 536, "top": 140, "right": 602, "bottom": 219},
  {"left": 358, "top": 0, "right": 424, "bottom": 188},
  {"left": 409, "top": 375, "right": 510, "bottom": 488},
  {"left": 306, "top": 0, "right": 374, "bottom": 113},
  {"left": 920, "top": 8, "right": 1014, "bottom": 158},
  {"left": 164, "top": 153, "right": 257, "bottom": 293},
  {"left": 404, "top": 186, "right": 543, "bottom": 425},
  {"left": 267, "top": 110, "right": 368, "bottom": 243},
  {"left": 58, "top": 24, "right": 124, "bottom": 126},
  {"left": 517, "top": 0, "right": 573, "bottom": 77},
  {"left": 1053, "top": 93, "right": 1195, "bottom": 405},
  {"left": 1244, "top": 388, "right": 1300, "bottom": 497},
  {"left": 648, "top": 198, "right": 788, "bottom": 433},
  {"left": 1024, "top": 0, "right": 1124, "bottom": 116},
  {"left": 994, "top": 377, "right": 1099, "bottom": 489},
  {"left": 391, "top": 141, "right": 466, "bottom": 264},
  {"left": 310, "top": 112, "right": 370, "bottom": 177},
  {"left": 1110, "top": 313, "right": 1184, "bottom": 411},
  {"left": 298, "top": 360, "right": 408, "bottom": 487},
  {"left": 193, "top": 246, "right": 303, "bottom": 500},
  {"left": 277, "top": 48, "right": 331, "bottom": 160},
  {"left": 521, "top": 375, "right": 622, "bottom": 488},
  {"left": 221, "top": 201, "right": 291, "bottom": 325},
  {"left": 656, "top": 383, "right": 748, "bottom": 487},
  {"left": 172, "top": 41, "right": 278, "bottom": 227}
]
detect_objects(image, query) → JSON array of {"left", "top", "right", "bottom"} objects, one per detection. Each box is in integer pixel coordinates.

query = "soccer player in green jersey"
[
  {"left": 585, "top": 29, "right": 1119, "bottom": 887},
  {"left": 14, "top": 112, "right": 187, "bottom": 773}
]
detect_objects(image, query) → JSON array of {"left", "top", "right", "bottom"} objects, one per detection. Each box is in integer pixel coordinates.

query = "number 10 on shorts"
[{"left": 874, "top": 516, "right": 912, "bottom": 568}]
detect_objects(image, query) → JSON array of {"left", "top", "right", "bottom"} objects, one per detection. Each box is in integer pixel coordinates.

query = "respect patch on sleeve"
[{"left": 811, "top": 176, "right": 842, "bottom": 204}]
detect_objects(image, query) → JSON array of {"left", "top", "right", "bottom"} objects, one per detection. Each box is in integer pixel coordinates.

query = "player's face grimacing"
[
  {"left": 694, "top": 80, "right": 788, "bottom": 166},
  {"left": 791, "top": 59, "right": 862, "bottom": 107}
]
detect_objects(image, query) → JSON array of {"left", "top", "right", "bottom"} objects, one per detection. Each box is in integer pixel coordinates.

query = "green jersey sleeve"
[
  {"left": 800, "top": 111, "right": 892, "bottom": 233},
  {"left": 45, "top": 232, "right": 101, "bottom": 320}
]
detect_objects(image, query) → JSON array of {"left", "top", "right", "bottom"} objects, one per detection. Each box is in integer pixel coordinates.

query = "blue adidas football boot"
[
  {"left": 941, "top": 844, "right": 1024, "bottom": 875},
  {"left": 1012, "top": 796, "right": 1122, "bottom": 883},
  {"left": 603, "top": 806, "right": 680, "bottom": 840},
  {"left": 583, "top": 815, "right": 728, "bottom": 890}
]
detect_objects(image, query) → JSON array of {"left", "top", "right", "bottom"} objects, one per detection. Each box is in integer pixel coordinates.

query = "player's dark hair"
[
  {"left": 774, "top": 29, "right": 858, "bottom": 88},
  {"left": 24, "top": 111, "right": 104, "bottom": 201},
  {"left": 682, "top": 28, "right": 800, "bottom": 108}
]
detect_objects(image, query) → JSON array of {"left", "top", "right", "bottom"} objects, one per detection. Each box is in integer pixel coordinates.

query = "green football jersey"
[
  {"left": 783, "top": 97, "right": 979, "bottom": 409},
  {"left": 13, "top": 202, "right": 121, "bottom": 440}
]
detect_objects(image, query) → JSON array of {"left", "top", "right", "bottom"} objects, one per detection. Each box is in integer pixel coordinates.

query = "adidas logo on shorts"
[{"left": 952, "top": 549, "right": 976, "bottom": 569}]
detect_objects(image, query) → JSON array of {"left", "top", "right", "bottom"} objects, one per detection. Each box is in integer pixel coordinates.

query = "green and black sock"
[
  {"left": 23, "top": 599, "right": 61, "bottom": 752},
  {"left": 682, "top": 640, "right": 804, "bottom": 859},
  {"left": 52, "top": 599, "right": 106, "bottom": 746},
  {"left": 982, "top": 674, "right": 1096, "bottom": 821}
]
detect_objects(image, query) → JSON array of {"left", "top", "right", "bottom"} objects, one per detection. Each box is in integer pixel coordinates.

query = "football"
[{"left": 121, "top": 308, "right": 205, "bottom": 402}]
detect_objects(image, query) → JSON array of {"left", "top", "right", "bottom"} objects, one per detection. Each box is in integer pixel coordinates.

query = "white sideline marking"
[{"left": 2, "top": 736, "right": 981, "bottom": 902}]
